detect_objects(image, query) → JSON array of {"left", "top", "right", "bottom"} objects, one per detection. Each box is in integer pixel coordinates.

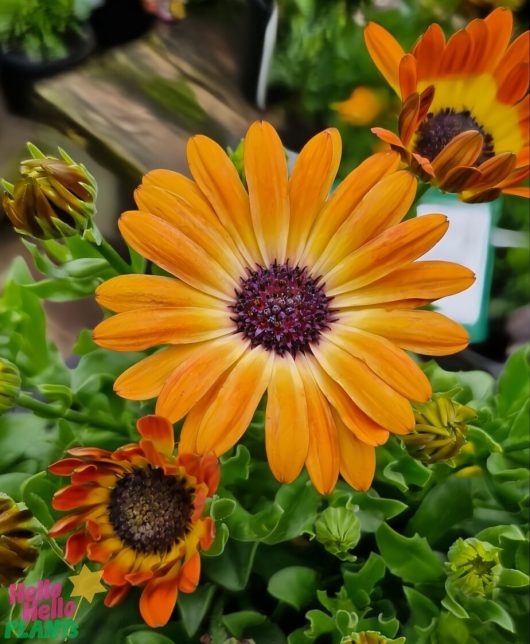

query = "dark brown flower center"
[
  {"left": 230, "top": 261, "right": 333, "bottom": 357},
  {"left": 415, "top": 108, "right": 494, "bottom": 165},
  {"left": 108, "top": 466, "right": 194, "bottom": 554}
]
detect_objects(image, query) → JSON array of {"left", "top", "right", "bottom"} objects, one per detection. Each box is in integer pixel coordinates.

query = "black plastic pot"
[
  {"left": 89, "top": 0, "right": 155, "bottom": 49},
  {"left": 0, "top": 25, "right": 95, "bottom": 114}
]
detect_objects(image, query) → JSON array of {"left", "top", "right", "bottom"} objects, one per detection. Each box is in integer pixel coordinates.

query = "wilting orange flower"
[
  {"left": 93, "top": 122, "right": 474, "bottom": 494},
  {"left": 48, "top": 416, "right": 218, "bottom": 627},
  {"left": 365, "top": 8, "right": 529, "bottom": 202}
]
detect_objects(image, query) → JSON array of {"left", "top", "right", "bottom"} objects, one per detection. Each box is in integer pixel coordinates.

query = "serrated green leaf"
[
  {"left": 210, "top": 497, "right": 237, "bottom": 521},
  {"left": 375, "top": 523, "right": 444, "bottom": 583},
  {"left": 403, "top": 587, "right": 439, "bottom": 628},
  {"left": 498, "top": 568, "right": 530, "bottom": 588},
  {"left": 125, "top": 632, "right": 175, "bottom": 644},
  {"left": 178, "top": 583, "right": 216, "bottom": 637},
  {"left": 466, "top": 596, "right": 515, "bottom": 632},
  {"left": 203, "top": 540, "right": 258, "bottom": 591},
  {"left": 220, "top": 445, "right": 251, "bottom": 486},
  {"left": 222, "top": 611, "right": 266, "bottom": 639}
]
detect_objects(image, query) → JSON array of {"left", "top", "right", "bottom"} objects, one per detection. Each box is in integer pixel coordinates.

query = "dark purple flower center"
[
  {"left": 108, "top": 466, "right": 194, "bottom": 554},
  {"left": 230, "top": 261, "right": 334, "bottom": 357},
  {"left": 415, "top": 108, "right": 494, "bottom": 165}
]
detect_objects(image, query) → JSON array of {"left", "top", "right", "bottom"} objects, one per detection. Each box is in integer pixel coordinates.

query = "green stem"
[
  {"left": 95, "top": 237, "right": 132, "bottom": 274},
  {"left": 17, "top": 392, "right": 124, "bottom": 432}
]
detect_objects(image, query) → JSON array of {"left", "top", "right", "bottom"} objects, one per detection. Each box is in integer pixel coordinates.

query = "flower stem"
[
  {"left": 16, "top": 392, "right": 124, "bottom": 432},
  {"left": 94, "top": 237, "right": 132, "bottom": 274}
]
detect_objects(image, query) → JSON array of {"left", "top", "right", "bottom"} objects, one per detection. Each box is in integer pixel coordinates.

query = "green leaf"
[
  {"left": 268, "top": 566, "right": 318, "bottom": 610},
  {"left": 20, "top": 471, "right": 55, "bottom": 527},
  {"left": 305, "top": 609, "right": 336, "bottom": 639},
  {"left": 220, "top": 445, "right": 251, "bottom": 485},
  {"left": 382, "top": 456, "right": 431, "bottom": 492},
  {"left": 375, "top": 523, "right": 444, "bottom": 583},
  {"left": 466, "top": 597, "right": 515, "bottom": 632},
  {"left": 203, "top": 540, "right": 258, "bottom": 591},
  {"left": 407, "top": 476, "right": 473, "bottom": 544},
  {"left": 334, "top": 489, "right": 407, "bottom": 533},
  {"left": 441, "top": 580, "right": 469, "bottom": 620},
  {"left": 342, "top": 553, "right": 386, "bottom": 608},
  {"left": 125, "top": 632, "right": 175, "bottom": 644},
  {"left": 224, "top": 500, "right": 284, "bottom": 541},
  {"left": 403, "top": 587, "right": 439, "bottom": 627},
  {"left": 498, "top": 568, "right": 530, "bottom": 588},
  {"left": 497, "top": 345, "right": 530, "bottom": 416},
  {"left": 210, "top": 497, "right": 237, "bottom": 521},
  {"left": 222, "top": 611, "right": 266, "bottom": 639},
  {"left": 178, "top": 583, "right": 216, "bottom": 637}
]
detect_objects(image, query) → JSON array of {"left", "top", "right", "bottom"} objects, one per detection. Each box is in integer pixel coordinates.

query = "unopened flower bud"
[
  {"left": 314, "top": 506, "right": 361, "bottom": 561},
  {"left": 447, "top": 537, "right": 501, "bottom": 596},
  {"left": 0, "top": 359, "right": 21, "bottom": 416},
  {"left": 1, "top": 143, "right": 97, "bottom": 239},
  {"left": 402, "top": 396, "right": 476, "bottom": 464},
  {"left": 342, "top": 632, "right": 406, "bottom": 644},
  {"left": 0, "top": 494, "right": 40, "bottom": 585}
]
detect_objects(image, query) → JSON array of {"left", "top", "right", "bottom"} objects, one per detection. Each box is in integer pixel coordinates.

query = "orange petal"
[
  {"left": 200, "top": 517, "right": 216, "bottom": 550},
  {"left": 330, "top": 325, "right": 431, "bottom": 401},
  {"left": 431, "top": 131, "right": 484, "bottom": 179},
  {"left": 102, "top": 548, "right": 137, "bottom": 586},
  {"left": 364, "top": 22, "right": 405, "bottom": 94},
  {"left": 178, "top": 551, "right": 201, "bottom": 593},
  {"left": 298, "top": 356, "right": 339, "bottom": 494},
  {"left": 399, "top": 54, "right": 417, "bottom": 100},
  {"left": 93, "top": 308, "right": 233, "bottom": 351},
  {"left": 137, "top": 416, "right": 175, "bottom": 456},
  {"left": 398, "top": 93, "right": 420, "bottom": 146},
  {"left": 371, "top": 127, "right": 406, "bottom": 149},
  {"left": 497, "top": 61, "right": 529, "bottom": 104},
  {"left": 439, "top": 30, "right": 473, "bottom": 76},
  {"left": 265, "top": 355, "right": 309, "bottom": 484},
  {"left": 303, "top": 151, "right": 401, "bottom": 265},
  {"left": 139, "top": 562, "right": 180, "bottom": 627},
  {"left": 48, "top": 511, "right": 93, "bottom": 537},
  {"left": 244, "top": 121, "right": 289, "bottom": 264},
  {"left": 306, "top": 356, "right": 390, "bottom": 444},
  {"left": 495, "top": 31, "right": 530, "bottom": 90},
  {"left": 502, "top": 186, "right": 530, "bottom": 198},
  {"left": 186, "top": 135, "right": 261, "bottom": 265},
  {"left": 71, "top": 464, "right": 119, "bottom": 487},
  {"left": 96, "top": 274, "right": 224, "bottom": 313},
  {"left": 325, "top": 214, "right": 449, "bottom": 295},
  {"left": 65, "top": 531, "right": 90, "bottom": 565},
  {"left": 114, "top": 344, "right": 202, "bottom": 401},
  {"left": 195, "top": 347, "right": 274, "bottom": 455},
  {"left": 475, "top": 153, "right": 517, "bottom": 186},
  {"left": 312, "top": 337, "right": 415, "bottom": 433},
  {"left": 438, "top": 166, "right": 483, "bottom": 193},
  {"left": 314, "top": 170, "right": 417, "bottom": 275},
  {"left": 88, "top": 537, "right": 122, "bottom": 564},
  {"left": 156, "top": 335, "right": 249, "bottom": 423},
  {"left": 287, "top": 128, "right": 341, "bottom": 263},
  {"left": 48, "top": 458, "right": 85, "bottom": 476},
  {"left": 52, "top": 486, "right": 108, "bottom": 511},
  {"left": 413, "top": 24, "right": 445, "bottom": 79},
  {"left": 483, "top": 8, "right": 514, "bottom": 71},
  {"left": 135, "top": 185, "right": 245, "bottom": 277},
  {"left": 177, "top": 453, "right": 220, "bottom": 495},
  {"left": 335, "top": 414, "right": 376, "bottom": 491},
  {"left": 67, "top": 447, "right": 112, "bottom": 459},
  {"left": 465, "top": 18, "right": 489, "bottom": 74},
  {"left": 119, "top": 210, "right": 237, "bottom": 300},
  {"left": 332, "top": 260, "right": 475, "bottom": 308},
  {"left": 339, "top": 308, "right": 469, "bottom": 356},
  {"left": 104, "top": 585, "right": 130, "bottom": 608}
]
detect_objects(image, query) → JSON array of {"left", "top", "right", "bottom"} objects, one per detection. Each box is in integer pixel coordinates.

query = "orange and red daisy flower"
[
  {"left": 48, "top": 415, "right": 218, "bottom": 627},
  {"left": 93, "top": 121, "right": 474, "bottom": 495},
  {"left": 365, "top": 8, "right": 529, "bottom": 202}
]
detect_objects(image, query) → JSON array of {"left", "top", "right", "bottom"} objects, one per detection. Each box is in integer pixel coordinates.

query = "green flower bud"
[
  {"left": 0, "top": 494, "right": 40, "bottom": 586},
  {"left": 314, "top": 505, "right": 361, "bottom": 561},
  {"left": 447, "top": 537, "right": 501, "bottom": 596},
  {"left": 0, "top": 359, "right": 21, "bottom": 416},
  {"left": 342, "top": 632, "right": 406, "bottom": 644},
  {"left": 1, "top": 143, "right": 97, "bottom": 239},
  {"left": 402, "top": 396, "right": 476, "bottom": 464}
]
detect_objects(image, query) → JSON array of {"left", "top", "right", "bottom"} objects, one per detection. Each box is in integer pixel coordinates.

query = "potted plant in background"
[{"left": 0, "top": 0, "right": 95, "bottom": 112}]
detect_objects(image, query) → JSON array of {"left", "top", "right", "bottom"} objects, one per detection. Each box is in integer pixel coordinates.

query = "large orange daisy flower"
[
  {"left": 48, "top": 415, "right": 218, "bottom": 628},
  {"left": 365, "top": 8, "right": 529, "bottom": 202},
  {"left": 93, "top": 121, "right": 474, "bottom": 494}
]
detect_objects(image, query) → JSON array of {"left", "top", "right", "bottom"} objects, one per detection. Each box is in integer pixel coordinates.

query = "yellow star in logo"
[{"left": 68, "top": 565, "right": 107, "bottom": 604}]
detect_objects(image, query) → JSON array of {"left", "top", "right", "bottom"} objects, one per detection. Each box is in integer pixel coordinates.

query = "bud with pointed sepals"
[
  {"left": 314, "top": 505, "right": 361, "bottom": 561},
  {"left": 447, "top": 537, "right": 501, "bottom": 596},
  {"left": 0, "top": 359, "right": 21, "bottom": 416},
  {"left": 402, "top": 396, "right": 476, "bottom": 464},
  {"left": 1, "top": 143, "right": 97, "bottom": 239},
  {"left": 0, "top": 494, "right": 40, "bottom": 586},
  {"left": 342, "top": 632, "right": 406, "bottom": 644}
]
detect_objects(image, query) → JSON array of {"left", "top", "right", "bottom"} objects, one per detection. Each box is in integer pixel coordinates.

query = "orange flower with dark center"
[
  {"left": 48, "top": 415, "right": 218, "bottom": 628},
  {"left": 365, "top": 8, "right": 529, "bottom": 202},
  {"left": 93, "top": 121, "right": 474, "bottom": 494}
]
